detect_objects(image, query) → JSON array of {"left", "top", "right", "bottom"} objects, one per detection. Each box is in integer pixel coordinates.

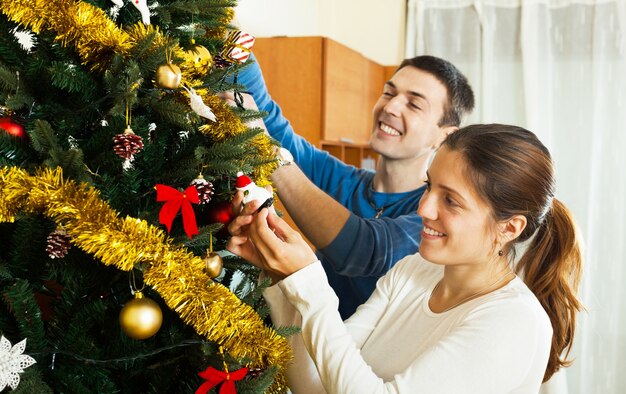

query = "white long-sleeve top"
[{"left": 264, "top": 253, "right": 552, "bottom": 394}]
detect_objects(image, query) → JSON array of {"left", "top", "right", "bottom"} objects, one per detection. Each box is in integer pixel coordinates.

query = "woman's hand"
[
  {"left": 248, "top": 208, "right": 318, "bottom": 280},
  {"left": 226, "top": 190, "right": 264, "bottom": 268}
]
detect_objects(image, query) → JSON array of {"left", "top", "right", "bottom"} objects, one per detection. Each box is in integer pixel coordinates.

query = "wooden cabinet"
[
  {"left": 253, "top": 36, "right": 397, "bottom": 168},
  {"left": 251, "top": 37, "right": 398, "bottom": 246}
]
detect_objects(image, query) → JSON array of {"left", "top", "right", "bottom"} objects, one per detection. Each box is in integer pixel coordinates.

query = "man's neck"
[{"left": 372, "top": 154, "right": 431, "bottom": 193}]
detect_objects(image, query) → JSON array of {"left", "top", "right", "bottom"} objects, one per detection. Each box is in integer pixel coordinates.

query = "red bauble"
[
  {"left": 0, "top": 117, "right": 26, "bottom": 138},
  {"left": 205, "top": 201, "right": 235, "bottom": 228}
]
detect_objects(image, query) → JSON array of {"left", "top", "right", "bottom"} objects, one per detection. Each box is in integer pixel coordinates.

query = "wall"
[{"left": 233, "top": 0, "right": 406, "bottom": 66}]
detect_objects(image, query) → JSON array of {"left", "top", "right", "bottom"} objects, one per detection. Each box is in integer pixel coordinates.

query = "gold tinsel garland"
[
  {"left": 0, "top": 0, "right": 277, "bottom": 185},
  {"left": 0, "top": 166, "right": 291, "bottom": 392},
  {"left": 199, "top": 96, "right": 279, "bottom": 187},
  {"left": 0, "top": 0, "right": 133, "bottom": 68}
]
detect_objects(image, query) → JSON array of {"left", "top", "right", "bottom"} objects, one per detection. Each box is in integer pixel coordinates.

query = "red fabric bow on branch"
[
  {"left": 196, "top": 366, "right": 249, "bottom": 394},
  {"left": 156, "top": 184, "right": 200, "bottom": 239}
]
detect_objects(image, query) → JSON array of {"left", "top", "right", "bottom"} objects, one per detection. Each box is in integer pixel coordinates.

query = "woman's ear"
[{"left": 499, "top": 214, "right": 527, "bottom": 243}]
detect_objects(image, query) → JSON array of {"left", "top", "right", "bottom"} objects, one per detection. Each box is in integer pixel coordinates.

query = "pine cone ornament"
[
  {"left": 212, "top": 54, "right": 232, "bottom": 69},
  {"left": 246, "top": 368, "right": 264, "bottom": 379},
  {"left": 46, "top": 229, "right": 71, "bottom": 259},
  {"left": 190, "top": 175, "right": 214, "bottom": 204},
  {"left": 113, "top": 127, "right": 144, "bottom": 160}
]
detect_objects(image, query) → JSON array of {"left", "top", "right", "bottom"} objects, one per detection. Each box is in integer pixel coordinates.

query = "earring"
[{"left": 498, "top": 250, "right": 504, "bottom": 256}]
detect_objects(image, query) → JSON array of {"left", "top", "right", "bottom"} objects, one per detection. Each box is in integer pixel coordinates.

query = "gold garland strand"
[
  {"left": 0, "top": 0, "right": 277, "bottom": 185},
  {"left": 198, "top": 95, "right": 278, "bottom": 186},
  {"left": 0, "top": 166, "right": 291, "bottom": 393},
  {"left": 0, "top": 0, "right": 134, "bottom": 68}
]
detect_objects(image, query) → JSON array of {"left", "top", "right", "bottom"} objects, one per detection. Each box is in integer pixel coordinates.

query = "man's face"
[{"left": 369, "top": 66, "right": 450, "bottom": 162}]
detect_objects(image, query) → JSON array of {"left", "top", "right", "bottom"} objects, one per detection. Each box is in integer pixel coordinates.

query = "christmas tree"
[{"left": 0, "top": 0, "right": 292, "bottom": 392}]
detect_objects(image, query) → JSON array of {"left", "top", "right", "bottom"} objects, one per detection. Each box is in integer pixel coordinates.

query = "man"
[{"left": 228, "top": 53, "right": 474, "bottom": 318}]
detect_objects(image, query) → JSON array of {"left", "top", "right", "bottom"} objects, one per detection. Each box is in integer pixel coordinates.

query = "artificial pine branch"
[
  {"left": 45, "top": 148, "right": 89, "bottom": 183},
  {"left": 29, "top": 119, "right": 61, "bottom": 154},
  {"left": 0, "top": 20, "right": 30, "bottom": 68},
  {"left": 3, "top": 279, "right": 48, "bottom": 350},
  {"left": 49, "top": 61, "right": 99, "bottom": 101},
  {"left": 0, "top": 63, "right": 19, "bottom": 91},
  {"left": 0, "top": 134, "right": 32, "bottom": 167}
]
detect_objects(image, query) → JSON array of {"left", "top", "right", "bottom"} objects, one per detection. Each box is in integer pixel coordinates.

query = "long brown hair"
[{"left": 442, "top": 124, "right": 583, "bottom": 382}]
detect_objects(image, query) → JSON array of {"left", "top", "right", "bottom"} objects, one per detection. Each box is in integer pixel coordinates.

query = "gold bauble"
[
  {"left": 184, "top": 45, "right": 214, "bottom": 70},
  {"left": 155, "top": 62, "right": 182, "bottom": 89},
  {"left": 204, "top": 252, "right": 223, "bottom": 279},
  {"left": 119, "top": 291, "right": 163, "bottom": 340}
]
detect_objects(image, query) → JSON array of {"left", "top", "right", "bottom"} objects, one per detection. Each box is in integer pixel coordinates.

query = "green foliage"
[{"left": 0, "top": 0, "right": 287, "bottom": 392}]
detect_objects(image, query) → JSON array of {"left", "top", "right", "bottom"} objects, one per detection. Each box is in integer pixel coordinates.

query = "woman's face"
[{"left": 417, "top": 147, "right": 498, "bottom": 267}]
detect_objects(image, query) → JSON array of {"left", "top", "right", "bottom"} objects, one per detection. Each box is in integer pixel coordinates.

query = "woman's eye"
[{"left": 445, "top": 196, "right": 459, "bottom": 207}]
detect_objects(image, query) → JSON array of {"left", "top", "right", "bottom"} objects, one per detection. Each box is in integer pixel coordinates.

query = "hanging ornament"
[
  {"left": 183, "top": 40, "right": 214, "bottom": 73},
  {"left": 196, "top": 346, "right": 248, "bottom": 394},
  {"left": 155, "top": 62, "right": 182, "bottom": 90},
  {"left": 246, "top": 367, "right": 265, "bottom": 379},
  {"left": 204, "top": 201, "right": 235, "bottom": 234},
  {"left": 34, "top": 280, "right": 64, "bottom": 322},
  {"left": 113, "top": 102, "right": 144, "bottom": 169},
  {"left": 128, "top": 0, "right": 151, "bottom": 25},
  {"left": 221, "top": 30, "right": 255, "bottom": 64},
  {"left": 0, "top": 336, "right": 37, "bottom": 392},
  {"left": 203, "top": 233, "right": 223, "bottom": 279},
  {"left": 235, "top": 171, "right": 273, "bottom": 209},
  {"left": 46, "top": 228, "right": 71, "bottom": 259},
  {"left": 184, "top": 87, "right": 216, "bottom": 122},
  {"left": 156, "top": 184, "right": 200, "bottom": 239},
  {"left": 0, "top": 117, "right": 26, "bottom": 139},
  {"left": 204, "top": 252, "right": 223, "bottom": 279},
  {"left": 190, "top": 174, "right": 214, "bottom": 204},
  {"left": 113, "top": 126, "right": 144, "bottom": 170},
  {"left": 119, "top": 272, "right": 163, "bottom": 340},
  {"left": 212, "top": 54, "right": 232, "bottom": 70},
  {"left": 119, "top": 291, "right": 163, "bottom": 339}
]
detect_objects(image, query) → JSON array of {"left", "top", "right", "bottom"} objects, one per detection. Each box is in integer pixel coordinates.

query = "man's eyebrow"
[{"left": 386, "top": 81, "right": 427, "bottom": 100}]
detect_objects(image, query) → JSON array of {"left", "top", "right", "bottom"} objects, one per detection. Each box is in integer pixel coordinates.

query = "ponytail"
[{"left": 515, "top": 198, "right": 584, "bottom": 382}]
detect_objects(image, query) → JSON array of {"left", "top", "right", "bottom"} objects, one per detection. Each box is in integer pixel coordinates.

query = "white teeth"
[
  {"left": 380, "top": 123, "right": 401, "bottom": 136},
  {"left": 424, "top": 226, "right": 445, "bottom": 236}
]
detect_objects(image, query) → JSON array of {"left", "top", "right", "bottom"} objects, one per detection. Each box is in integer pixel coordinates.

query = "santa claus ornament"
[{"left": 235, "top": 171, "right": 273, "bottom": 211}]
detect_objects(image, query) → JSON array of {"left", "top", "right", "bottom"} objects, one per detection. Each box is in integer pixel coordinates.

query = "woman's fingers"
[
  {"left": 231, "top": 190, "right": 244, "bottom": 215},
  {"left": 228, "top": 196, "right": 260, "bottom": 236},
  {"left": 226, "top": 234, "right": 263, "bottom": 268},
  {"left": 248, "top": 209, "right": 317, "bottom": 277}
]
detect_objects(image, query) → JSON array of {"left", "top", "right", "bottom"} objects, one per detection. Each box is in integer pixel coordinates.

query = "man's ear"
[
  {"left": 498, "top": 214, "right": 527, "bottom": 244},
  {"left": 433, "top": 125, "right": 458, "bottom": 150}
]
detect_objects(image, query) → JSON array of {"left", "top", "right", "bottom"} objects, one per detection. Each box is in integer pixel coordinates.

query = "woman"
[{"left": 227, "top": 124, "right": 583, "bottom": 393}]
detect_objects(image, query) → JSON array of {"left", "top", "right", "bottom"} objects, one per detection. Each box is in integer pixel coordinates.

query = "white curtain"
[{"left": 407, "top": 1, "right": 626, "bottom": 393}]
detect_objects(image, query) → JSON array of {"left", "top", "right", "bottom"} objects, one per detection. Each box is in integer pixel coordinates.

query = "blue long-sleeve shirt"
[{"left": 238, "top": 54, "right": 425, "bottom": 318}]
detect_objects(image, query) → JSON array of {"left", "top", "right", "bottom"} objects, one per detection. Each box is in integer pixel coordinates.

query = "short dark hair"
[{"left": 397, "top": 56, "right": 474, "bottom": 127}]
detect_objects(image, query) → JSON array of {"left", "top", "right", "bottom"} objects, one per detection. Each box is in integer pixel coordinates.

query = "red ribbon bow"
[
  {"left": 195, "top": 366, "right": 249, "bottom": 394},
  {"left": 156, "top": 184, "right": 200, "bottom": 239}
]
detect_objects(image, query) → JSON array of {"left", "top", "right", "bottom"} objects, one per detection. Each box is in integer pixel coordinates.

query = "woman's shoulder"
[{"left": 472, "top": 277, "right": 552, "bottom": 333}]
